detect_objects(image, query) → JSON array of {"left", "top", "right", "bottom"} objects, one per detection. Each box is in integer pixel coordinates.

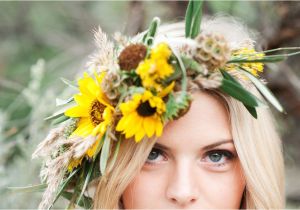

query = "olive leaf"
[
  {"left": 100, "top": 132, "right": 111, "bottom": 175},
  {"left": 51, "top": 168, "right": 80, "bottom": 209},
  {"left": 77, "top": 160, "right": 95, "bottom": 207},
  {"left": 185, "top": 0, "right": 203, "bottom": 38},
  {"left": 60, "top": 77, "right": 78, "bottom": 90},
  {"left": 62, "top": 191, "right": 92, "bottom": 209},
  {"left": 7, "top": 183, "right": 47, "bottom": 193},
  {"left": 142, "top": 17, "right": 160, "bottom": 46},
  {"left": 51, "top": 114, "right": 70, "bottom": 125},
  {"left": 55, "top": 97, "right": 74, "bottom": 106},
  {"left": 107, "top": 138, "right": 122, "bottom": 173},
  {"left": 219, "top": 70, "right": 266, "bottom": 110},
  {"left": 239, "top": 67, "right": 284, "bottom": 113}
]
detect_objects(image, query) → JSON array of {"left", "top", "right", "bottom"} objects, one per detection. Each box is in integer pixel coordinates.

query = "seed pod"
[
  {"left": 118, "top": 44, "right": 147, "bottom": 71},
  {"left": 194, "top": 33, "right": 231, "bottom": 72}
]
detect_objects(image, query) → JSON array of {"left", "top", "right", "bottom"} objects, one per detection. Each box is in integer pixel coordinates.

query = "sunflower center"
[
  {"left": 90, "top": 100, "right": 105, "bottom": 126},
  {"left": 137, "top": 101, "right": 156, "bottom": 117}
]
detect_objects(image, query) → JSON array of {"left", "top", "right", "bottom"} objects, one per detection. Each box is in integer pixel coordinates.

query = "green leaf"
[
  {"left": 61, "top": 191, "right": 92, "bottom": 209},
  {"left": 220, "top": 69, "right": 263, "bottom": 118},
  {"left": 92, "top": 134, "right": 106, "bottom": 161},
  {"left": 44, "top": 101, "right": 74, "bottom": 122},
  {"left": 185, "top": 0, "right": 203, "bottom": 38},
  {"left": 128, "top": 86, "right": 145, "bottom": 95},
  {"left": 7, "top": 183, "right": 47, "bottom": 193},
  {"left": 164, "top": 93, "right": 178, "bottom": 121},
  {"left": 100, "top": 132, "right": 111, "bottom": 175},
  {"left": 261, "top": 47, "right": 300, "bottom": 54},
  {"left": 77, "top": 161, "right": 95, "bottom": 207},
  {"left": 227, "top": 56, "right": 285, "bottom": 63},
  {"left": 191, "top": 1, "right": 203, "bottom": 38},
  {"left": 51, "top": 114, "right": 70, "bottom": 125},
  {"left": 142, "top": 17, "right": 160, "bottom": 46},
  {"left": 66, "top": 166, "right": 86, "bottom": 209},
  {"left": 107, "top": 138, "right": 122, "bottom": 173},
  {"left": 181, "top": 55, "right": 205, "bottom": 74},
  {"left": 44, "top": 111, "right": 64, "bottom": 121},
  {"left": 47, "top": 168, "right": 80, "bottom": 210},
  {"left": 240, "top": 67, "right": 284, "bottom": 113},
  {"left": 168, "top": 45, "right": 188, "bottom": 91},
  {"left": 220, "top": 69, "right": 265, "bottom": 107},
  {"left": 56, "top": 97, "right": 74, "bottom": 106},
  {"left": 60, "top": 77, "right": 78, "bottom": 90},
  {"left": 163, "top": 92, "right": 191, "bottom": 121},
  {"left": 220, "top": 69, "right": 239, "bottom": 83},
  {"left": 185, "top": 0, "right": 193, "bottom": 38},
  {"left": 222, "top": 72, "right": 257, "bottom": 117},
  {"left": 244, "top": 104, "right": 258, "bottom": 119},
  {"left": 220, "top": 79, "right": 260, "bottom": 107}
]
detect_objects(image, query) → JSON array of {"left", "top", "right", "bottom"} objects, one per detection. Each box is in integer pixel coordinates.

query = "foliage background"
[{"left": 0, "top": 1, "right": 299, "bottom": 208}]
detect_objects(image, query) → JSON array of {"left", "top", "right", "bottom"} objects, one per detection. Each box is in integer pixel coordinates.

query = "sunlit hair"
[{"left": 92, "top": 16, "right": 285, "bottom": 209}]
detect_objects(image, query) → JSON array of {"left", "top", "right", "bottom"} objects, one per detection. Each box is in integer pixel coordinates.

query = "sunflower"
[
  {"left": 225, "top": 48, "right": 264, "bottom": 76},
  {"left": 68, "top": 157, "right": 83, "bottom": 172},
  {"left": 116, "top": 90, "right": 167, "bottom": 142},
  {"left": 136, "top": 43, "right": 174, "bottom": 91},
  {"left": 65, "top": 72, "right": 114, "bottom": 158}
]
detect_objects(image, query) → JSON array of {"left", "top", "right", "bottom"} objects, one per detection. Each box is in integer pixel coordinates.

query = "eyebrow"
[{"left": 154, "top": 139, "right": 233, "bottom": 152}]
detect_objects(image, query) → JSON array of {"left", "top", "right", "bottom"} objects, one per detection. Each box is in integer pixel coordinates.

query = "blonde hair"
[{"left": 93, "top": 16, "right": 285, "bottom": 209}]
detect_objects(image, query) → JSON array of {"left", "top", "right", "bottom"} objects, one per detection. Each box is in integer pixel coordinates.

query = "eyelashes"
[
  {"left": 202, "top": 149, "right": 235, "bottom": 166},
  {"left": 145, "top": 148, "right": 167, "bottom": 165},
  {"left": 145, "top": 147, "right": 236, "bottom": 168}
]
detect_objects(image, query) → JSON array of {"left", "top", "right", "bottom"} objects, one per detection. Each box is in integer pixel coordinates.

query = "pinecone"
[
  {"left": 194, "top": 33, "right": 231, "bottom": 71},
  {"left": 118, "top": 44, "right": 147, "bottom": 71}
]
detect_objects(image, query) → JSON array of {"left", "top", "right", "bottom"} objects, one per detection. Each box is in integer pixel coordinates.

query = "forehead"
[{"left": 157, "top": 91, "right": 232, "bottom": 150}]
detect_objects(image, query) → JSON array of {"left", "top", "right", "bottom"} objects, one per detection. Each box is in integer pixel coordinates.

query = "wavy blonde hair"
[{"left": 92, "top": 16, "right": 285, "bottom": 209}]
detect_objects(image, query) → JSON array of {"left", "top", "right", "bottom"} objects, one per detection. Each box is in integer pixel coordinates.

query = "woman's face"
[{"left": 122, "top": 91, "right": 246, "bottom": 209}]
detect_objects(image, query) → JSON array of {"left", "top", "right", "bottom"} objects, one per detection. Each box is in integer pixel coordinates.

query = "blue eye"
[
  {"left": 146, "top": 148, "right": 166, "bottom": 164},
  {"left": 208, "top": 152, "right": 223, "bottom": 162},
  {"left": 205, "top": 150, "right": 234, "bottom": 164}
]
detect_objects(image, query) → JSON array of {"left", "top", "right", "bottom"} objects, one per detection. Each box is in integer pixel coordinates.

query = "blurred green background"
[{"left": 0, "top": 1, "right": 299, "bottom": 208}]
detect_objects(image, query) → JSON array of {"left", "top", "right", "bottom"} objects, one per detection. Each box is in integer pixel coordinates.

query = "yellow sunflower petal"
[
  {"left": 99, "top": 122, "right": 107, "bottom": 135},
  {"left": 125, "top": 116, "right": 143, "bottom": 138},
  {"left": 65, "top": 105, "right": 89, "bottom": 118},
  {"left": 116, "top": 116, "right": 127, "bottom": 131},
  {"left": 86, "top": 136, "right": 102, "bottom": 158},
  {"left": 116, "top": 113, "right": 137, "bottom": 132},
  {"left": 158, "top": 81, "right": 175, "bottom": 98},
  {"left": 71, "top": 118, "right": 94, "bottom": 137},
  {"left": 135, "top": 129, "right": 146, "bottom": 142},
  {"left": 91, "top": 123, "right": 102, "bottom": 136},
  {"left": 74, "top": 94, "right": 94, "bottom": 108},
  {"left": 68, "top": 157, "right": 84, "bottom": 172},
  {"left": 155, "top": 118, "right": 163, "bottom": 137},
  {"left": 143, "top": 117, "right": 155, "bottom": 138},
  {"left": 94, "top": 71, "right": 106, "bottom": 85},
  {"left": 78, "top": 73, "right": 96, "bottom": 98}
]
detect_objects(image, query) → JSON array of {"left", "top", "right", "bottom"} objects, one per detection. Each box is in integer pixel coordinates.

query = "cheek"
[
  {"left": 122, "top": 169, "right": 168, "bottom": 209},
  {"left": 200, "top": 161, "right": 246, "bottom": 208},
  {"left": 122, "top": 161, "right": 246, "bottom": 209}
]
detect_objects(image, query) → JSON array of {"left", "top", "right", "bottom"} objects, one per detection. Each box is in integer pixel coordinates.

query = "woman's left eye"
[
  {"left": 202, "top": 150, "right": 235, "bottom": 165},
  {"left": 145, "top": 148, "right": 166, "bottom": 165}
]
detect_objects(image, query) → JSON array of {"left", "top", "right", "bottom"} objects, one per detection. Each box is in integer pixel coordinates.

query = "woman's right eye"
[{"left": 145, "top": 148, "right": 166, "bottom": 165}]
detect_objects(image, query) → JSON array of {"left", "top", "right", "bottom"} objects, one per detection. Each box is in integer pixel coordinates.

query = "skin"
[{"left": 122, "top": 91, "right": 246, "bottom": 209}]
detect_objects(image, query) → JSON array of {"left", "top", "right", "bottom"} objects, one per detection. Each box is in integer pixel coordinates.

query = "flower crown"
[{"left": 29, "top": 1, "right": 300, "bottom": 209}]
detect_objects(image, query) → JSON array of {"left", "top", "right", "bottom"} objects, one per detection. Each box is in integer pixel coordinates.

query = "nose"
[{"left": 166, "top": 159, "right": 199, "bottom": 207}]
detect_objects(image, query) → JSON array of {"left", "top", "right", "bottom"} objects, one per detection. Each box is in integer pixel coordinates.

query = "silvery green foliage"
[{"left": 0, "top": 57, "right": 83, "bottom": 208}]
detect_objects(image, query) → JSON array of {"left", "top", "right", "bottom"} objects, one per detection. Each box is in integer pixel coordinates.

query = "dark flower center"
[
  {"left": 90, "top": 100, "right": 105, "bottom": 126},
  {"left": 137, "top": 101, "right": 156, "bottom": 117}
]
